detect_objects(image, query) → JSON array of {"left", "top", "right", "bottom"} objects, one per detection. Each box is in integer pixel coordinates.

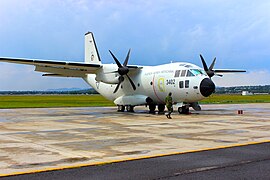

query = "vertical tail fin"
[{"left": 85, "top": 32, "right": 101, "bottom": 65}]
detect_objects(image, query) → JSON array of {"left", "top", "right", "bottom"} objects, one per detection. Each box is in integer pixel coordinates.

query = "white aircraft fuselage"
[{"left": 84, "top": 62, "right": 212, "bottom": 106}]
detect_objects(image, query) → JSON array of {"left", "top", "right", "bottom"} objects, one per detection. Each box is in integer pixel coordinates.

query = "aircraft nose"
[{"left": 200, "top": 78, "right": 215, "bottom": 97}]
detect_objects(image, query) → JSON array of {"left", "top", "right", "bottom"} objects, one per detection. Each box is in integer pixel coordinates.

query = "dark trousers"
[{"left": 166, "top": 106, "right": 173, "bottom": 116}]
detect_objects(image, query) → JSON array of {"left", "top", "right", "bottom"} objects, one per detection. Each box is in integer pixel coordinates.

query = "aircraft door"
[{"left": 177, "top": 70, "right": 189, "bottom": 101}]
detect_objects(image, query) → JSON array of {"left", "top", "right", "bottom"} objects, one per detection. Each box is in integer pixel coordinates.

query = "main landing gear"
[
  {"left": 158, "top": 104, "right": 165, "bottom": 114},
  {"left": 117, "top": 105, "right": 134, "bottom": 112},
  {"left": 178, "top": 105, "right": 190, "bottom": 114},
  {"left": 148, "top": 104, "right": 165, "bottom": 114},
  {"left": 118, "top": 104, "right": 190, "bottom": 114}
]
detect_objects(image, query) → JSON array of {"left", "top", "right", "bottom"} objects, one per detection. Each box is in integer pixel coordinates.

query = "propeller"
[
  {"left": 199, "top": 54, "right": 222, "bottom": 78},
  {"left": 109, "top": 49, "right": 136, "bottom": 93}
]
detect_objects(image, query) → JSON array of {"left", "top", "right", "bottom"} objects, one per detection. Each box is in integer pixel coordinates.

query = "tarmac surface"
[
  {"left": 3, "top": 142, "right": 270, "bottom": 180},
  {"left": 0, "top": 103, "right": 270, "bottom": 178}
]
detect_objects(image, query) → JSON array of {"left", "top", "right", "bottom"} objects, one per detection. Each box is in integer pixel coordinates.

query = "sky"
[{"left": 0, "top": 0, "right": 270, "bottom": 90}]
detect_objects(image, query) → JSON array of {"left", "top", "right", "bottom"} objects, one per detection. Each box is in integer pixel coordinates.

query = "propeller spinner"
[{"left": 109, "top": 49, "right": 136, "bottom": 93}]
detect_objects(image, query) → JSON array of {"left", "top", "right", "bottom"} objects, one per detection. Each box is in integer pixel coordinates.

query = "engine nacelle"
[
  {"left": 114, "top": 95, "right": 149, "bottom": 106},
  {"left": 95, "top": 64, "right": 119, "bottom": 84}
]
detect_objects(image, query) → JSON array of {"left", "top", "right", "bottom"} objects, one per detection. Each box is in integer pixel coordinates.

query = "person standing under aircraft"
[{"left": 165, "top": 92, "right": 173, "bottom": 119}]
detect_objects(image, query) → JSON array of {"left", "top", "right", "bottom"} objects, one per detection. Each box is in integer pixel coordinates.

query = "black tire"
[
  {"left": 184, "top": 106, "right": 189, "bottom": 114},
  {"left": 126, "top": 105, "right": 134, "bottom": 112},
  {"left": 158, "top": 104, "right": 165, "bottom": 114},
  {"left": 178, "top": 106, "right": 189, "bottom": 114},
  {"left": 178, "top": 107, "right": 183, "bottom": 114},
  {"left": 117, "top": 105, "right": 125, "bottom": 112},
  {"left": 149, "top": 104, "right": 156, "bottom": 114}
]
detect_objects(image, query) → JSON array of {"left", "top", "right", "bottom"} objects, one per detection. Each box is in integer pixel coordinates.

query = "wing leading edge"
[{"left": 0, "top": 57, "right": 102, "bottom": 77}]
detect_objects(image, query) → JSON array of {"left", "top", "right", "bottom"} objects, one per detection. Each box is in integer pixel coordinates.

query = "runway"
[{"left": 0, "top": 103, "right": 270, "bottom": 178}]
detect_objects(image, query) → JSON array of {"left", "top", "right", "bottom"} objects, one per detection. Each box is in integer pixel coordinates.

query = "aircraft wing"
[
  {"left": 213, "top": 69, "right": 246, "bottom": 73},
  {"left": 0, "top": 57, "right": 102, "bottom": 77}
]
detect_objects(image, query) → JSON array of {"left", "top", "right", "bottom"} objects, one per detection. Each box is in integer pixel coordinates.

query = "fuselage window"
[
  {"left": 185, "top": 80, "right": 189, "bottom": 88},
  {"left": 179, "top": 81, "right": 184, "bottom": 88},
  {"left": 180, "top": 70, "right": 186, "bottom": 77},
  {"left": 186, "top": 70, "right": 195, "bottom": 77},
  {"left": 174, "top": 70, "right": 181, "bottom": 77}
]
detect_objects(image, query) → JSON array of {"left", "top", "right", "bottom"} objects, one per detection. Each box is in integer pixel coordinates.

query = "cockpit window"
[
  {"left": 190, "top": 69, "right": 206, "bottom": 76},
  {"left": 186, "top": 70, "right": 195, "bottom": 77}
]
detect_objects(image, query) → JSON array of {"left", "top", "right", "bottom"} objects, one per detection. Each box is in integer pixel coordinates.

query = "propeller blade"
[
  {"left": 113, "top": 82, "right": 121, "bottom": 93},
  {"left": 109, "top": 50, "right": 122, "bottom": 68},
  {"left": 209, "top": 57, "right": 216, "bottom": 70},
  {"left": 123, "top": 49, "right": 131, "bottom": 67},
  {"left": 199, "top": 54, "right": 246, "bottom": 78},
  {"left": 200, "top": 54, "right": 209, "bottom": 71},
  {"left": 109, "top": 49, "right": 136, "bottom": 92},
  {"left": 126, "top": 74, "right": 136, "bottom": 90},
  {"left": 113, "top": 76, "right": 125, "bottom": 93},
  {"left": 200, "top": 54, "right": 215, "bottom": 78}
]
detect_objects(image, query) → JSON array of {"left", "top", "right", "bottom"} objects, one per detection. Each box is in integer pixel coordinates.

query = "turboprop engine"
[{"left": 95, "top": 65, "right": 119, "bottom": 84}]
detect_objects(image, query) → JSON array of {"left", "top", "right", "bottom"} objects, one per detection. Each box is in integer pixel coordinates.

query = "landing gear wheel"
[
  {"left": 158, "top": 104, "right": 165, "bottom": 114},
  {"left": 117, "top": 105, "right": 125, "bottom": 112},
  {"left": 126, "top": 105, "right": 134, "bottom": 112},
  {"left": 178, "top": 107, "right": 183, "bottom": 114},
  {"left": 178, "top": 106, "right": 189, "bottom": 114},
  {"left": 149, "top": 104, "right": 156, "bottom": 114}
]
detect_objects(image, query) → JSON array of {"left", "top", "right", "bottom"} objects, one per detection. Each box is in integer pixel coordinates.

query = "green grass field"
[
  {"left": 0, "top": 94, "right": 269, "bottom": 109},
  {"left": 0, "top": 95, "right": 114, "bottom": 109},
  {"left": 201, "top": 94, "right": 270, "bottom": 104}
]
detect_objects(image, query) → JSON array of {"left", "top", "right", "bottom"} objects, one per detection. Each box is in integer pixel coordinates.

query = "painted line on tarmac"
[{"left": 1, "top": 140, "right": 270, "bottom": 177}]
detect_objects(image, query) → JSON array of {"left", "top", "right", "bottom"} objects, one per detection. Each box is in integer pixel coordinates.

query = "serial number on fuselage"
[{"left": 166, "top": 79, "right": 175, "bottom": 85}]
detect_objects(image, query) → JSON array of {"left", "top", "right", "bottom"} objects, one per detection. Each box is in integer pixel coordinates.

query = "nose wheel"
[{"left": 178, "top": 106, "right": 189, "bottom": 114}]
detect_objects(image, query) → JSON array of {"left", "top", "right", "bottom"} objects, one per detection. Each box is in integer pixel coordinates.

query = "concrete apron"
[{"left": 0, "top": 104, "right": 270, "bottom": 175}]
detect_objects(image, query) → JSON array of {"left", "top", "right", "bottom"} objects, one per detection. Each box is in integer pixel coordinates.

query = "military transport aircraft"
[{"left": 0, "top": 32, "right": 245, "bottom": 114}]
